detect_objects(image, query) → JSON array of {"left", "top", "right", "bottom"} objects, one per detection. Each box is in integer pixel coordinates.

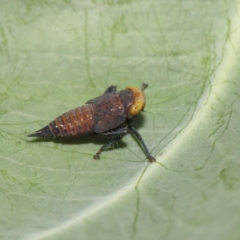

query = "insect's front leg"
[
  {"left": 93, "top": 127, "right": 128, "bottom": 160},
  {"left": 128, "top": 125, "right": 156, "bottom": 162}
]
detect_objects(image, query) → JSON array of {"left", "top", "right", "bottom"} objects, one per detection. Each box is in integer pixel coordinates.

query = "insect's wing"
[
  {"left": 93, "top": 113, "right": 126, "bottom": 133},
  {"left": 91, "top": 92, "right": 126, "bottom": 133}
]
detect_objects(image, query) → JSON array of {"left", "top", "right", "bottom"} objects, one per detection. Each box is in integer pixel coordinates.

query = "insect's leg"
[
  {"left": 100, "top": 127, "right": 128, "bottom": 137},
  {"left": 94, "top": 127, "right": 127, "bottom": 160},
  {"left": 128, "top": 125, "right": 156, "bottom": 162},
  {"left": 94, "top": 139, "right": 120, "bottom": 160},
  {"left": 104, "top": 85, "right": 117, "bottom": 94}
]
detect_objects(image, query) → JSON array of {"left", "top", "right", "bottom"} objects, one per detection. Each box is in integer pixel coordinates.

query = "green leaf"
[{"left": 1, "top": 0, "right": 240, "bottom": 239}]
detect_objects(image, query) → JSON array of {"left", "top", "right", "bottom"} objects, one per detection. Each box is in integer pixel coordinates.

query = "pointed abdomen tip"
[{"left": 27, "top": 126, "right": 53, "bottom": 138}]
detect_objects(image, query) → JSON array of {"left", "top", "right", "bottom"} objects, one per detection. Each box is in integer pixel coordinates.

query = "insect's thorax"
[{"left": 118, "top": 89, "right": 135, "bottom": 119}]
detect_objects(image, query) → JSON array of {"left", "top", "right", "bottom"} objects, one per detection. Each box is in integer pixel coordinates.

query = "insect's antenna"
[
  {"left": 141, "top": 63, "right": 156, "bottom": 91},
  {"left": 141, "top": 83, "right": 148, "bottom": 91}
]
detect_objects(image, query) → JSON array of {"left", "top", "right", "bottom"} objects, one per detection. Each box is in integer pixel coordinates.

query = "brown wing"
[{"left": 90, "top": 92, "right": 127, "bottom": 133}]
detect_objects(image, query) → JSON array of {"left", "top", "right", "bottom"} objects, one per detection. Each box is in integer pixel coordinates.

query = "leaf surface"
[{"left": 0, "top": 0, "right": 240, "bottom": 239}]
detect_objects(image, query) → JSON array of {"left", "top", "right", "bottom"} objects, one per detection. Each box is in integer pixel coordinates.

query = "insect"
[{"left": 28, "top": 83, "right": 156, "bottom": 162}]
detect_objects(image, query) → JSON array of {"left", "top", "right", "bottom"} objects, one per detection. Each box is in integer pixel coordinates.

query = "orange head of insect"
[{"left": 126, "top": 84, "right": 147, "bottom": 117}]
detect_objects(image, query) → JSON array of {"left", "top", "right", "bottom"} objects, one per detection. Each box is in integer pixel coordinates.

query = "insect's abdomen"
[{"left": 28, "top": 104, "right": 95, "bottom": 138}]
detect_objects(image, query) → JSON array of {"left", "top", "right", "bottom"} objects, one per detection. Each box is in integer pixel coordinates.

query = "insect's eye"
[
  {"left": 126, "top": 86, "right": 146, "bottom": 116},
  {"left": 129, "top": 101, "right": 144, "bottom": 115}
]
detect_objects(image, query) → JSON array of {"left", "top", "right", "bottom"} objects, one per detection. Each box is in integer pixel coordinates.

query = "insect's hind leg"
[
  {"left": 128, "top": 125, "right": 156, "bottom": 162},
  {"left": 93, "top": 127, "right": 127, "bottom": 160},
  {"left": 94, "top": 138, "right": 121, "bottom": 160}
]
